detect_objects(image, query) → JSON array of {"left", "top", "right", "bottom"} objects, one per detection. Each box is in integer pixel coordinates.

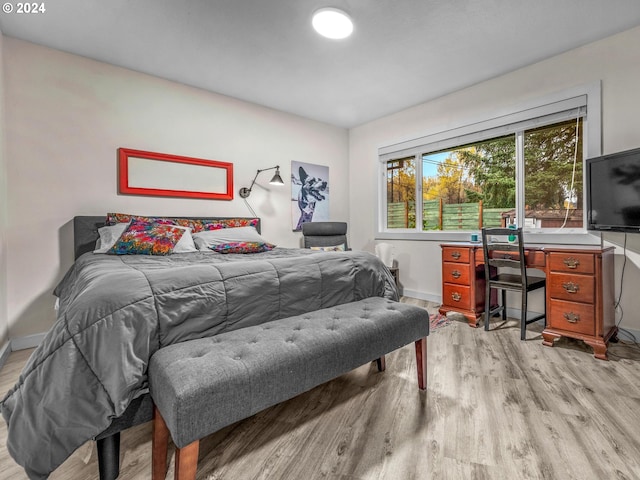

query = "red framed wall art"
[{"left": 118, "top": 148, "right": 234, "bottom": 200}]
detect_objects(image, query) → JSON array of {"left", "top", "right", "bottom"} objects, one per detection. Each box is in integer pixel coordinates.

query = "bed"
[{"left": 1, "top": 215, "right": 398, "bottom": 479}]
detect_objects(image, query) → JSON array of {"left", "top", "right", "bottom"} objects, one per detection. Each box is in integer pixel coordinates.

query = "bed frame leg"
[
  {"left": 415, "top": 337, "right": 427, "bottom": 391},
  {"left": 376, "top": 355, "right": 386, "bottom": 372},
  {"left": 97, "top": 433, "right": 120, "bottom": 480}
]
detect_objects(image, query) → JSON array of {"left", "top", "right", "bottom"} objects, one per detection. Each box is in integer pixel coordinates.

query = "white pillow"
[
  {"left": 94, "top": 223, "right": 197, "bottom": 254},
  {"left": 172, "top": 226, "right": 198, "bottom": 253},
  {"left": 309, "top": 244, "right": 346, "bottom": 252},
  {"left": 192, "top": 226, "right": 271, "bottom": 250},
  {"left": 94, "top": 223, "right": 128, "bottom": 253}
]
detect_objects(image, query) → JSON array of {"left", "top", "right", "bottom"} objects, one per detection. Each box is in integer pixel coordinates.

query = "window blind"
[{"left": 379, "top": 96, "right": 587, "bottom": 161}]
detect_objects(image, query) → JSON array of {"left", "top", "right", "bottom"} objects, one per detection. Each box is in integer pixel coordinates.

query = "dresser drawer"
[
  {"left": 548, "top": 252, "right": 594, "bottom": 274},
  {"left": 548, "top": 298, "right": 595, "bottom": 336},
  {"left": 548, "top": 273, "right": 594, "bottom": 303},
  {"left": 442, "top": 283, "right": 472, "bottom": 310},
  {"left": 442, "top": 247, "right": 470, "bottom": 263},
  {"left": 442, "top": 262, "right": 471, "bottom": 285}
]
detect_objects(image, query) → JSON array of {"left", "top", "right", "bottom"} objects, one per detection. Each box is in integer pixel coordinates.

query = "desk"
[{"left": 439, "top": 243, "right": 617, "bottom": 360}]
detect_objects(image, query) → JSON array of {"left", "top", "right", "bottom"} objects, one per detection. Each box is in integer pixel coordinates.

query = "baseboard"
[
  {"left": 0, "top": 334, "right": 45, "bottom": 373},
  {"left": 11, "top": 332, "right": 46, "bottom": 351},
  {"left": 505, "top": 307, "right": 545, "bottom": 322},
  {"left": 401, "top": 288, "right": 441, "bottom": 304},
  {"left": 0, "top": 340, "right": 11, "bottom": 372},
  {"left": 617, "top": 326, "right": 640, "bottom": 343}
]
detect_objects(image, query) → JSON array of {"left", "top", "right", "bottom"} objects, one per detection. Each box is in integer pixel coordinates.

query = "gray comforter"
[{"left": 1, "top": 248, "right": 397, "bottom": 479}]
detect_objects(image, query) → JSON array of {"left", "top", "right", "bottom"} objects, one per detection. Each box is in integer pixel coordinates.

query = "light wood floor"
[{"left": 2, "top": 299, "right": 640, "bottom": 480}]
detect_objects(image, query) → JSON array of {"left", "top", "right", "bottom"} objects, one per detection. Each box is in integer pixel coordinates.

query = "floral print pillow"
[
  {"left": 105, "top": 213, "right": 259, "bottom": 233},
  {"left": 108, "top": 221, "right": 185, "bottom": 255},
  {"left": 209, "top": 242, "right": 275, "bottom": 254},
  {"left": 200, "top": 218, "right": 260, "bottom": 231}
]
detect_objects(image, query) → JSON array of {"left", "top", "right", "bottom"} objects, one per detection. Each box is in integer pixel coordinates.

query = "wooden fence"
[{"left": 388, "top": 200, "right": 505, "bottom": 230}]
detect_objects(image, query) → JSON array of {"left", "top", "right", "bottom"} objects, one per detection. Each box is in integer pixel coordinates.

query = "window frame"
[{"left": 376, "top": 82, "right": 602, "bottom": 245}]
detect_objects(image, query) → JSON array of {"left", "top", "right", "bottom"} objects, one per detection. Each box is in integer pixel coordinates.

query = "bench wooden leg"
[
  {"left": 376, "top": 355, "right": 386, "bottom": 372},
  {"left": 175, "top": 440, "right": 200, "bottom": 480},
  {"left": 152, "top": 406, "right": 170, "bottom": 480},
  {"left": 415, "top": 337, "right": 427, "bottom": 391}
]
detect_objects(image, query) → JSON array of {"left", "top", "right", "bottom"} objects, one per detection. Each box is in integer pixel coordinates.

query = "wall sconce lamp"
[{"left": 239, "top": 166, "right": 284, "bottom": 198}]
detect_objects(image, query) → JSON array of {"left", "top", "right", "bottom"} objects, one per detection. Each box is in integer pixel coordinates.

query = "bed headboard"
[{"left": 73, "top": 216, "right": 262, "bottom": 260}]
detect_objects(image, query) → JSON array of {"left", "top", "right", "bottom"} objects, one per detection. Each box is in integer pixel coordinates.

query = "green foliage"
[
  {"left": 457, "top": 136, "right": 516, "bottom": 208},
  {"left": 524, "top": 120, "right": 583, "bottom": 209},
  {"left": 434, "top": 157, "right": 478, "bottom": 204}
]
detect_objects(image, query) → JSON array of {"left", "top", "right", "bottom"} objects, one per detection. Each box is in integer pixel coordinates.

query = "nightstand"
[{"left": 389, "top": 267, "right": 399, "bottom": 286}]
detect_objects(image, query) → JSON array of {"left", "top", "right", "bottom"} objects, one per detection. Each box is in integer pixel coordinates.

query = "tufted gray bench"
[{"left": 148, "top": 296, "right": 430, "bottom": 480}]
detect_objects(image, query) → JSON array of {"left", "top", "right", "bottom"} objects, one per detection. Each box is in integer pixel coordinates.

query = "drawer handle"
[
  {"left": 451, "top": 270, "right": 461, "bottom": 279},
  {"left": 562, "top": 282, "right": 579, "bottom": 294},
  {"left": 563, "top": 312, "right": 580, "bottom": 323},
  {"left": 451, "top": 292, "right": 462, "bottom": 302},
  {"left": 563, "top": 257, "right": 580, "bottom": 269},
  {"left": 451, "top": 251, "right": 461, "bottom": 260}
]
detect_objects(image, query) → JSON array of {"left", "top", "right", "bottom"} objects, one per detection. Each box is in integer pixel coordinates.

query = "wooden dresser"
[
  {"left": 439, "top": 244, "right": 487, "bottom": 326},
  {"left": 439, "top": 243, "right": 617, "bottom": 360},
  {"left": 542, "top": 247, "right": 617, "bottom": 360}
]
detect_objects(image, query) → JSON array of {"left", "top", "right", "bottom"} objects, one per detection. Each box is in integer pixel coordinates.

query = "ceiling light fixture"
[{"left": 312, "top": 7, "right": 353, "bottom": 39}]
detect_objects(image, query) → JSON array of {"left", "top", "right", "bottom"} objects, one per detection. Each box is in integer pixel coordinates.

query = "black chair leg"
[
  {"left": 97, "top": 433, "right": 120, "bottom": 480},
  {"left": 521, "top": 290, "right": 528, "bottom": 341},
  {"left": 501, "top": 290, "right": 507, "bottom": 320},
  {"left": 485, "top": 285, "right": 492, "bottom": 331}
]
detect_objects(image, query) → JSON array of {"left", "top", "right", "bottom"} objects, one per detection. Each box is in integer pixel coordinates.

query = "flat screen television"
[{"left": 586, "top": 147, "right": 640, "bottom": 232}]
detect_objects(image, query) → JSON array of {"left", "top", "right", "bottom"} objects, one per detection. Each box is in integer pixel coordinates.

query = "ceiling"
[{"left": 2, "top": 0, "right": 640, "bottom": 128}]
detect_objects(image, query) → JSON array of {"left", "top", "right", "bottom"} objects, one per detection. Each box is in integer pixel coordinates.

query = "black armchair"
[{"left": 301, "top": 222, "right": 349, "bottom": 250}]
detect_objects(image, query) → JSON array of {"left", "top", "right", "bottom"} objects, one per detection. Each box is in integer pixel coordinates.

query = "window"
[
  {"left": 378, "top": 85, "right": 600, "bottom": 241},
  {"left": 421, "top": 134, "right": 516, "bottom": 231}
]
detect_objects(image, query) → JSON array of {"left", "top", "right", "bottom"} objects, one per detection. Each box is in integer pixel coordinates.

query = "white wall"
[
  {"left": 6, "top": 25, "right": 640, "bottom": 341},
  {"left": 0, "top": 30, "right": 9, "bottom": 351},
  {"left": 4, "top": 37, "right": 349, "bottom": 338},
  {"left": 349, "top": 25, "right": 640, "bottom": 332}
]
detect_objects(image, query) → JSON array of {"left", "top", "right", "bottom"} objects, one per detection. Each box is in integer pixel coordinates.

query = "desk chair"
[
  {"left": 481, "top": 227, "right": 546, "bottom": 340},
  {"left": 302, "top": 222, "right": 349, "bottom": 250}
]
